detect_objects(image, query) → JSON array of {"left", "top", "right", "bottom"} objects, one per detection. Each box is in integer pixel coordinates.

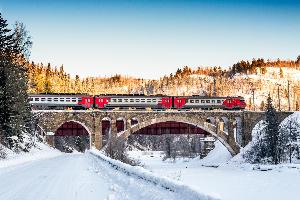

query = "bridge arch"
[
  {"left": 54, "top": 120, "right": 92, "bottom": 152},
  {"left": 116, "top": 117, "right": 126, "bottom": 132},
  {"left": 130, "top": 117, "right": 139, "bottom": 127},
  {"left": 119, "top": 116, "right": 239, "bottom": 155},
  {"left": 102, "top": 117, "right": 112, "bottom": 146}
]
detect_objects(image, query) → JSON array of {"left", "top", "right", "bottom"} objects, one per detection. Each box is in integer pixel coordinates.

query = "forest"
[{"left": 26, "top": 56, "right": 300, "bottom": 111}]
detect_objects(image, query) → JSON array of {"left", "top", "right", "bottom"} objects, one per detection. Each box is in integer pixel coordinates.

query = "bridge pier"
[
  {"left": 94, "top": 118, "right": 102, "bottom": 150},
  {"left": 111, "top": 119, "right": 118, "bottom": 137},
  {"left": 227, "top": 118, "right": 236, "bottom": 142},
  {"left": 126, "top": 119, "right": 131, "bottom": 130}
]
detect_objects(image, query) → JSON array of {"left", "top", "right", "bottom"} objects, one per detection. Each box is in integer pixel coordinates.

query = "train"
[{"left": 29, "top": 93, "right": 246, "bottom": 110}]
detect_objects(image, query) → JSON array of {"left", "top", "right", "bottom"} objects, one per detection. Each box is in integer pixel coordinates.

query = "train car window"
[
  {"left": 35, "top": 98, "right": 39, "bottom": 101},
  {"left": 152, "top": 99, "right": 156, "bottom": 102},
  {"left": 201, "top": 100, "right": 205, "bottom": 103},
  {"left": 54, "top": 98, "right": 58, "bottom": 102},
  {"left": 29, "top": 98, "right": 33, "bottom": 101},
  {"left": 112, "top": 99, "right": 117, "bottom": 102},
  {"left": 190, "top": 100, "right": 194, "bottom": 103},
  {"left": 72, "top": 98, "right": 77, "bottom": 102},
  {"left": 206, "top": 100, "right": 210, "bottom": 103},
  {"left": 136, "top": 99, "right": 140, "bottom": 102},
  {"left": 66, "top": 98, "right": 70, "bottom": 102},
  {"left": 60, "top": 98, "right": 64, "bottom": 102},
  {"left": 212, "top": 100, "right": 215, "bottom": 103},
  {"left": 47, "top": 98, "right": 52, "bottom": 101},
  {"left": 78, "top": 98, "right": 82, "bottom": 102},
  {"left": 147, "top": 99, "right": 151, "bottom": 102},
  {"left": 217, "top": 100, "right": 221, "bottom": 103},
  {"left": 41, "top": 98, "right": 46, "bottom": 101},
  {"left": 124, "top": 99, "right": 128, "bottom": 102},
  {"left": 118, "top": 99, "right": 122, "bottom": 102},
  {"left": 195, "top": 100, "right": 199, "bottom": 103},
  {"left": 130, "top": 99, "right": 134, "bottom": 102},
  {"left": 141, "top": 99, "right": 145, "bottom": 102}
]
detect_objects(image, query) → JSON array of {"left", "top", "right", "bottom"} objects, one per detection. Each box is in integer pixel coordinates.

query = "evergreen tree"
[
  {"left": 74, "top": 75, "right": 80, "bottom": 93},
  {"left": 278, "top": 118, "right": 300, "bottom": 163},
  {"left": 279, "top": 68, "right": 283, "bottom": 78},
  {"left": 296, "top": 55, "right": 300, "bottom": 64},
  {"left": 44, "top": 63, "right": 52, "bottom": 93},
  {"left": 0, "top": 13, "right": 32, "bottom": 150},
  {"left": 264, "top": 94, "right": 280, "bottom": 164},
  {"left": 260, "top": 100, "right": 265, "bottom": 111},
  {"left": 244, "top": 95, "right": 281, "bottom": 164}
]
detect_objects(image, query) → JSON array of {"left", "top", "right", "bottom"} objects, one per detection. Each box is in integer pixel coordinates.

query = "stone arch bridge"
[{"left": 34, "top": 110, "right": 293, "bottom": 155}]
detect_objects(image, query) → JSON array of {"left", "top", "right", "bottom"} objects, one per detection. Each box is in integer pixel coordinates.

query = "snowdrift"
[
  {"left": 199, "top": 140, "right": 232, "bottom": 167},
  {"left": 89, "top": 149, "right": 219, "bottom": 200},
  {"left": 0, "top": 142, "right": 61, "bottom": 169}
]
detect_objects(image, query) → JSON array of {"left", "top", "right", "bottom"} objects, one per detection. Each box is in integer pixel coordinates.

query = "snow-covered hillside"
[{"left": 234, "top": 67, "right": 300, "bottom": 111}]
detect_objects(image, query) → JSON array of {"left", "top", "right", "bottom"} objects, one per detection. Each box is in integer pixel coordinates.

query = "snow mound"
[
  {"left": 280, "top": 111, "right": 300, "bottom": 125},
  {"left": 227, "top": 120, "right": 268, "bottom": 167},
  {"left": 0, "top": 142, "right": 62, "bottom": 169},
  {"left": 199, "top": 141, "right": 232, "bottom": 167},
  {"left": 90, "top": 149, "right": 219, "bottom": 200}
]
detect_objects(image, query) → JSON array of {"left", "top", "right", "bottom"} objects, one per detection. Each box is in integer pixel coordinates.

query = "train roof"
[
  {"left": 29, "top": 93, "right": 89, "bottom": 97},
  {"left": 29, "top": 92, "right": 89, "bottom": 95},
  {"left": 28, "top": 93, "right": 245, "bottom": 99},
  {"left": 95, "top": 94, "right": 168, "bottom": 97},
  {"left": 176, "top": 95, "right": 245, "bottom": 99}
]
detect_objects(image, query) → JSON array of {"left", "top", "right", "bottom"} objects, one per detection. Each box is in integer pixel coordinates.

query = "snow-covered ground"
[
  {"left": 0, "top": 142, "right": 62, "bottom": 169},
  {"left": 128, "top": 140, "right": 300, "bottom": 200},
  {"left": 0, "top": 145, "right": 215, "bottom": 200}
]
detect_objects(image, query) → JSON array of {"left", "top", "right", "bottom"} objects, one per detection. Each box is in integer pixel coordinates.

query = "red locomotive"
[{"left": 29, "top": 94, "right": 246, "bottom": 110}]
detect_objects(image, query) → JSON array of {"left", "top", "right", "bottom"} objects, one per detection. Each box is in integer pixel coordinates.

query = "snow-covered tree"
[
  {"left": 244, "top": 95, "right": 281, "bottom": 164},
  {"left": 278, "top": 118, "right": 300, "bottom": 163},
  {"left": 264, "top": 94, "right": 280, "bottom": 164},
  {"left": 0, "top": 13, "right": 32, "bottom": 151}
]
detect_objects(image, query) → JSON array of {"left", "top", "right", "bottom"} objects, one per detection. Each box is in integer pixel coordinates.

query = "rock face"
[{"left": 34, "top": 110, "right": 293, "bottom": 155}]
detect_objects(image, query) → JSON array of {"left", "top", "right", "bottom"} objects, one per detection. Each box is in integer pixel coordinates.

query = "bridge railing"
[{"left": 89, "top": 149, "right": 219, "bottom": 200}]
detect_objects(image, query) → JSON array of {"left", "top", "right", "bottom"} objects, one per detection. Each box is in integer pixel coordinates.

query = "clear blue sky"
[{"left": 1, "top": 0, "right": 300, "bottom": 79}]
